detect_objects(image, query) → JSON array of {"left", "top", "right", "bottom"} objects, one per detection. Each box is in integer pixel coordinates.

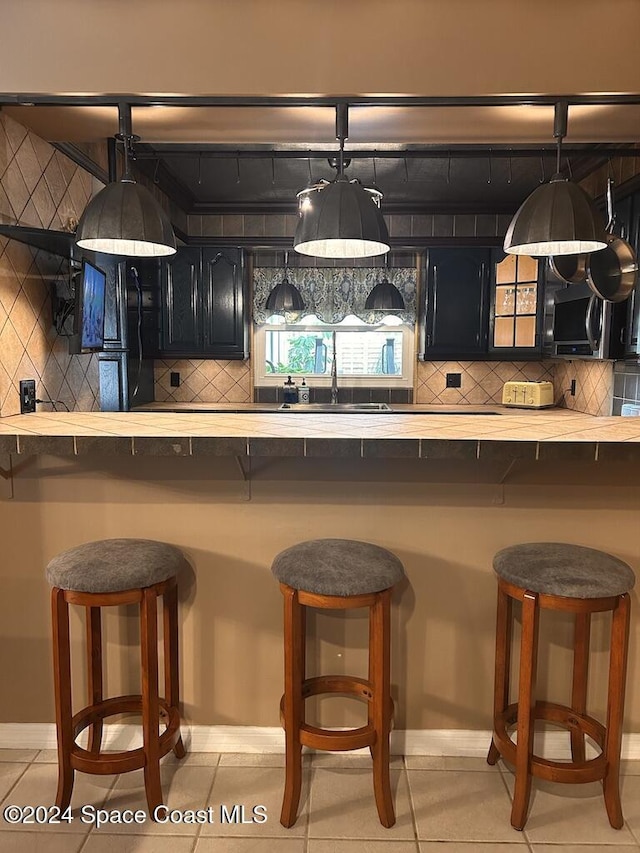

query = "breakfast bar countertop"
[{"left": 0, "top": 405, "right": 639, "bottom": 461}]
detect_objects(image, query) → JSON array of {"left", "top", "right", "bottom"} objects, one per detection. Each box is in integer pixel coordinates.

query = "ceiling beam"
[{"left": 3, "top": 94, "right": 640, "bottom": 108}]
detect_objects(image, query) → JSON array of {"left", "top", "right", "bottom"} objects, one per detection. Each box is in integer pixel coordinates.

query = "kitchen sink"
[{"left": 278, "top": 402, "right": 393, "bottom": 412}]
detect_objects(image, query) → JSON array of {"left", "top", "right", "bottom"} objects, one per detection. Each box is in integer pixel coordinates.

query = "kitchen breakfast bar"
[{"left": 0, "top": 406, "right": 639, "bottom": 753}]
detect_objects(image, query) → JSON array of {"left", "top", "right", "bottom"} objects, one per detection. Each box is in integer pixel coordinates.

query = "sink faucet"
[{"left": 330, "top": 330, "right": 338, "bottom": 404}]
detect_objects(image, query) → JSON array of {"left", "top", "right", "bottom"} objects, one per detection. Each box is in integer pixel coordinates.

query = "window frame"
[{"left": 253, "top": 317, "right": 415, "bottom": 388}]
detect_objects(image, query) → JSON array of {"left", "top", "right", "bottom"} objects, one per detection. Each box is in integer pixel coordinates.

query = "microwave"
[{"left": 550, "top": 282, "right": 627, "bottom": 360}]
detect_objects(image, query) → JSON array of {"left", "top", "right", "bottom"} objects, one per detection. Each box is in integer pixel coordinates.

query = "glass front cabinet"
[{"left": 489, "top": 251, "right": 542, "bottom": 358}]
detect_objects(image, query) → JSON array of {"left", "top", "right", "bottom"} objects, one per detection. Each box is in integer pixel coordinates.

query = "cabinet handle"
[
  {"left": 191, "top": 264, "right": 198, "bottom": 328},
  {"left": 431, "top": 265, "right": 438, "bottom": 345},
  {"left": 477, "top": 262, "right": 487, "bottom": 345}
]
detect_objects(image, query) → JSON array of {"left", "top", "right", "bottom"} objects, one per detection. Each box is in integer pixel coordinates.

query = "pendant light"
[
  {"left": 293, "top": 105, "right": 390, "bottom": 259},
  {"left": 76, "top": 104, "right": 177, "bottom": 257},
  {"left": 265, "top": 251, "right": 305, "bottom": 313},
  {"left": 364, "top": 255, "right": 405, "bottom": 311},
  {"left": 503, "top": 101, "right": 607, "bottom": 257}
]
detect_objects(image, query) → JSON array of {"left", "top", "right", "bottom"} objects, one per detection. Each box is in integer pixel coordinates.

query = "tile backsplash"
[
  {"left": 553, "top": 360, "right": 614, "bottom": 417},
  {"left": 0, "top": 111, "right": 101, "bottom": 416},
  {"left": 154, "top": 359, "right": 251, "bottom": 403},
  {"left": 415, "top": 360, "right": 555, "bottom": 405},
  {"left": 154, "top": 356, "right": 614, "bottom": 413},
  {"left": 612, "top": 361, "right": 640, "bottom": 415}
]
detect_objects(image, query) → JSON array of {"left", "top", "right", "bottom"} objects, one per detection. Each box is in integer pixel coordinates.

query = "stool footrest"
[
  {"left": 493, "top": 700, "right": 607, "bottom": 784},
  {"left": 279, "top": 673, "right": 394, "bottom": 753},
  {"left": 70, "top": 694, "right": 181, "bottom": 775},
  {"left": 302, "top": 675, "right": 374, "bottom": 701},
  {"left": 301, "top": 722, "right": 375, "bottom": 752}
]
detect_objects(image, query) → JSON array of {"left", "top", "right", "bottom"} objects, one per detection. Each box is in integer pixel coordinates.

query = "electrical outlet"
[
  {"left": 446, "top": 372, "right": 462, "bottom": 388},
  {"left": 170, "top": 372, "right": 180, "bottom": 387},
  {"left": 570, "top": 379, "right": 577, "bottom": 397},
  {"left": 20, "top": 379, "right": 36, "bottom": 414}
]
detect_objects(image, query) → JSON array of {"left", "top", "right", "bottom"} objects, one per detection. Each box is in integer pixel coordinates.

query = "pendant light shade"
[
  {"left": 364, "top": 276, "right": 405, "bottom": 311},
  {"left": 76, "top": 103, "right": 177, "bottom": 258},
  {"left": 293, "top": 104, "right": 390, "bottom": 259},
  {"left": 265, "top": 251, "right": 306, "bottom": 313},
  {"left": 265, "top": 275, "right": 306, "bottom": 313},
  {"left": 504, "top": 100, "right": 607, "bottom": 257},
  {"left": 76, "top": 179, "right": 177, "bottom": 257},
  {"left": 503, "top": 174, "right": 607, "bottom": 257},
  {"left": 294, "top": 176, "right": 390, "bottom": 259}
]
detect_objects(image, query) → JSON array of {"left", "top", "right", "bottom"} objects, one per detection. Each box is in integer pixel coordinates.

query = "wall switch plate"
[
  {"left": 20, "top": 379, "right": 36, "bottom": 414},
  {"left": 446, "top": 372, "right": 462, "bottom": 388},
  {"left": 570, "top": 379, "right": 577, "bottom": 396},
  {"left": 170, "top": 372, "right": 180, "bottom": 387}
]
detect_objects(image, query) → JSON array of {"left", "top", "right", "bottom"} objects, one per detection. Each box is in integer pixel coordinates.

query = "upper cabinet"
[
  {"left": 159, "top": 246, "right": 249, "bottom": 359},
  {"left": 489, "top": 253, "right": 541, "bottom": 357},
  {"left": 422, "top": 247, "right": 543, "bottom": 361},
  {"left": 423, "top": 248, "right": 491, "bottom": 359}
]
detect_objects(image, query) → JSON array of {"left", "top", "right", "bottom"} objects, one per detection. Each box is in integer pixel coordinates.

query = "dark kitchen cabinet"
[
  {"left": 423, "top": 248, "right": 491, "bottom": 359},
  {"left": 159, "top": 246, "right": 248, "bottom": 359}
]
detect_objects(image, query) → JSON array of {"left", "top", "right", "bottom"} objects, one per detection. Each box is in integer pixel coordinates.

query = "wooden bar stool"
[
  {"left": 271, "top": 538, "right": 405, "bottom": 829},
  {"left": 487, "top": 542, "right": 635, "bottom": 831},
  {"left": 46, "top": 538, "right": 187, "bottom": 817}
]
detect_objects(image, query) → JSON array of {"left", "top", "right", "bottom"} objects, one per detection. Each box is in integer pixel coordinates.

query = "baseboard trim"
[{"left": 2, "top": 723, "right": 640, "bottom": 759}]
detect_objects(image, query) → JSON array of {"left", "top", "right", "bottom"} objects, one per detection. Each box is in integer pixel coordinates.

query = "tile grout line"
[
  {"left": 403, "top": 755, "right": 423, "bottom": 850},
  {"left": 191, "top": 749, "right": 221, "bottom": 849}
]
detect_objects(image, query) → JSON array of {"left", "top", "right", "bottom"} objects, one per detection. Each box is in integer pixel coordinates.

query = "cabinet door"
[
  {"left": 424, "top": 248, "right": 490, "bottom": 358},
  {"left": 202, "top": 248, "right": 248, "bottom": 359},
  {"left": 160, "top": 247, "right": 201, "bottom": 354},
  {"left": 489, "top": 251, "right": 543, "bottom": 358}
]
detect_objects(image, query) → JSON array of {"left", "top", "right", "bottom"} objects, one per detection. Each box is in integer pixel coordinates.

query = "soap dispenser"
[
  {"left": 298, "top": 378, "right": 310, "bottom": 404},
  {"left": 283, "top": 376, "right": 298, "bottom": 404}
]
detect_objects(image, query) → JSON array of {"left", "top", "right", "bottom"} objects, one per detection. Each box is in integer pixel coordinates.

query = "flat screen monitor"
[{"left": 77, "top": 259, "right": 106, "bottom": 351}]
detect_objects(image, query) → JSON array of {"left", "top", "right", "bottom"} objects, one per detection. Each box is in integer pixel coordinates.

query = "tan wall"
[
  {"left": 1, "top": 1, "right": 640, "bottom": 97},
  {"left": 0, "top": 454, "right": 638, "bottom": 735}
]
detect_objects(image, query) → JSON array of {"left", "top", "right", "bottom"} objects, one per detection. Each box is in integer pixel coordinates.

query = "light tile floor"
[{"left": 0, "top": 750, "right": 639, "bottom": 852}]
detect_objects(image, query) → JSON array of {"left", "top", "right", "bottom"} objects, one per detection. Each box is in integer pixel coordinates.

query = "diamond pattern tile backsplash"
[
  {"left": 415, "top": 359, "right": 613, "bottom": 415},
  {"left": 0, "top": 112, "right": 102, "bottom": 416},
  {"left": 415, "top": 360, "right": 555, "bottom": 405},
  {"left": 553, "top": 359, "right": 614, "bottom": 417},
  {"left": 155, "top": 359, "right": 251, "bottom": 403}
]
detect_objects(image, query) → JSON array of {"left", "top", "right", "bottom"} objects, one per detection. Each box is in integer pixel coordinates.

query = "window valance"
[{"left": 253, "top": 267, "right": 417, "bottom": 326}]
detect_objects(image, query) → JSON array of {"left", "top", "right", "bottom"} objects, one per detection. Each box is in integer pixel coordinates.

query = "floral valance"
[{"left": 253, "top": 267, "right": 417, "bottom": 326}]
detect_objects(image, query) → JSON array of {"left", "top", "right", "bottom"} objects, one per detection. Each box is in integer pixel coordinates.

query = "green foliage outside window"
[{"left": 266, "top": 334, "right": 317, "bottom": 374}]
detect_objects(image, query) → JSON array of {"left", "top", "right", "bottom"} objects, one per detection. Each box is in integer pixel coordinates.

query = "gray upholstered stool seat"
[
  {"left": 493, "top": 542, "right": 635, "bottom": 599},
  {"left": 46, "top": 538, "right": 186, "bottom": 594},
  {"left": 271, "top": 538, "right": 405, "bottom": 596}
]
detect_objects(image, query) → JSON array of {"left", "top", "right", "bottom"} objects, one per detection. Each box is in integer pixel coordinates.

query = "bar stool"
[
  {"left": 271, "top": 538, "right": 405, "bottom": 829},
  {"left": 46, "top": 538, "right": 187, "bottom": 816},
  {"left": 487, "top": 542, "right": 635, "bottom": 830}
]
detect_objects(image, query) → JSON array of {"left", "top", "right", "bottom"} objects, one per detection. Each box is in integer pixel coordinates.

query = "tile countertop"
[{"left": 0, "top": 406, "right": 639, "bottom": 461}]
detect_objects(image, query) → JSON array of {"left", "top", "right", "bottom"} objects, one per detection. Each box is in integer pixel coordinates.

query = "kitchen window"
[{"left": 254, "top": 314, "right": 414, "bottom": 388}]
